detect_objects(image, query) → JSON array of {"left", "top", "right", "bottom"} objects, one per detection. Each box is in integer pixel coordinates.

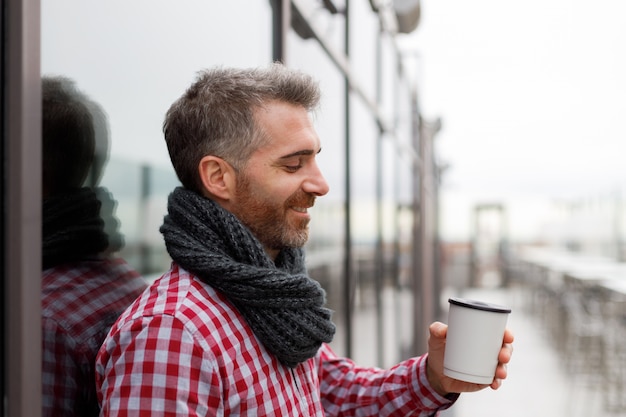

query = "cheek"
[
  {"left": 243, "top": 163, "right": 303, "bottom": 203},
  {"left": 263, "top": 178, "right": 300, "bottom": 202}
]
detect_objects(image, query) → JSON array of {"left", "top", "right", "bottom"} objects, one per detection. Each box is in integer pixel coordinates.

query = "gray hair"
[{"left": 163, "top": 63, "right": 321, "bottom": 193}]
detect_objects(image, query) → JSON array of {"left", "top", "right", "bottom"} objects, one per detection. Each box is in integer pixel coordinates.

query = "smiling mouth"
[{"left": 288, "top": 194, "right": 316, "bottom": 214}]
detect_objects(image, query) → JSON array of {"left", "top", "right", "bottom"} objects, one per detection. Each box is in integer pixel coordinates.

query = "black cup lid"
[{"left": 448, "top": 297, "right": 511, "bottom": 313}]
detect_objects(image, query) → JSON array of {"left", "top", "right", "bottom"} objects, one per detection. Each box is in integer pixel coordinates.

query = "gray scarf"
[{"left": 160, "top": 187, "right": 335, "bottom": 367}]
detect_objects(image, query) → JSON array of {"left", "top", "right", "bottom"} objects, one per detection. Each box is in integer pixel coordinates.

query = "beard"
[{"left": 231, "top": 174, "right": 315, "bottom": 251}]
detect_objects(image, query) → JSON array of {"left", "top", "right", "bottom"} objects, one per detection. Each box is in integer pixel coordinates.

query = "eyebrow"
[{"left": 278, "top": 147, "right": 322, "bottom": 160}]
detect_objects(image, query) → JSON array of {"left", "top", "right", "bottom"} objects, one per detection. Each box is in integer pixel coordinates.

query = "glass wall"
[
  {"left": 4, "top": 1, "right": 439, "bottom": 414},
  {"left": 41, "top": 1, "right": 274, "bottom": 280}
]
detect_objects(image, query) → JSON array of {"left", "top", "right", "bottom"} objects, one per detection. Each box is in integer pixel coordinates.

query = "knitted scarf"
[
  {"left": 42, "top": 187, "right": 109, "bottom": 270},
  {"left": 160, "top": 187, "right": 335, "bottom": 367}
]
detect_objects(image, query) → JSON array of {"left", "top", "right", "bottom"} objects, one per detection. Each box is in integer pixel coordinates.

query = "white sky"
[
  {"left": 398, "top": 0, "right": 626, "bottom": 241},
  {"left": 41, "top": 0, "right": 626, "bottom": 243}
]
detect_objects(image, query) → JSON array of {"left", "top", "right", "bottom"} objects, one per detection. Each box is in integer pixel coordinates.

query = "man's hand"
[{"left": 426, "top": 321, "right": 514, "bottom": 396}]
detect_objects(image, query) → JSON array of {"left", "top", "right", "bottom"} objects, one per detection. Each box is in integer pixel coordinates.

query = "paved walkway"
[
  {"left": 440, "top": 285, "right": 623, "bottom": 417},
  {"left": 332, "top": 282, "right": 625, "bottom": 416}
]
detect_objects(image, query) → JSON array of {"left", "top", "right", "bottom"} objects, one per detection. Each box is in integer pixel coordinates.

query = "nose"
[{"left": 303, "top": 161, "right": 329, "bottom": 197}]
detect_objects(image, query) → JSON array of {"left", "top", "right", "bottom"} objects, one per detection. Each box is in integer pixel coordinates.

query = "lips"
[{"left": 287, "top": 193, "right": 315, "bottom": 214}]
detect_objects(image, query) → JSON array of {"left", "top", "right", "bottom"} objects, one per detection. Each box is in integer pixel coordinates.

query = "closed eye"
[
  {"left": 285, "top": 163, "right": 303, "bottom": 173},
  {"left": 278, "top": 148, "right": 320, "bottom": 173}
]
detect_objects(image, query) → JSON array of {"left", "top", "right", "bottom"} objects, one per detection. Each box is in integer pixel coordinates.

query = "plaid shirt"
[
  {"left": 96, "top": 263, "right": 454, "bottom": 416},
  {"left": 42, "top": 258, "right": 148, "bottom": 417}
]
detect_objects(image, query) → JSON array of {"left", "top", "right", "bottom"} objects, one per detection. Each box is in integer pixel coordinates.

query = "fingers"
[
  {"left": 490, "top": 378, "right": 503, "bottom": 390},
  {"left": 488, "top": 329, "right": 514, "bottom": 391},
  {"left": 499, "top": 341, "right": 514, "bottom": 364},
  {"left": 495, "top": 361, "right": 508, "bottom": 379},
  {"left": 503, "top": 328, "right": 515, "bottom": 344},
  {"left": 497, "top": 328, "right": 514, "bottom": 364}
]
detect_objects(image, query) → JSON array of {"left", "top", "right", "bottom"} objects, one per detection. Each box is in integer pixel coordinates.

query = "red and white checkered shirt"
[
  {"left": 96, "top": 263, "right": 454, "bottom": 416},
  {"left": 42, "top": 257, "right": 148, "bottom": 417}
]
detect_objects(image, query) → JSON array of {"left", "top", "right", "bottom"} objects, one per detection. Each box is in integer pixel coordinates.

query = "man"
[
  {"left": 96, "top": 64, "right": 513, "bottom": 416},
  {"left": 41, "top": 76, "right": 147, "bottom": 416}
]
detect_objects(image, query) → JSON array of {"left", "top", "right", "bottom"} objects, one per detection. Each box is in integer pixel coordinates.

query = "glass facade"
[{"left": 3, "top": 1, "right": 441, "bottom": 415}]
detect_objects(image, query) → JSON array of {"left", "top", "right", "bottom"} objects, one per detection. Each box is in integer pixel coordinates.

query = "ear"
[{"left": 198, "top": 155, "right": 236, "bottom": 201}]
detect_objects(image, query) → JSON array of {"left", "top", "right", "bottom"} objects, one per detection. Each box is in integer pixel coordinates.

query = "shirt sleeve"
[
  {"left": 317, "top": 344, "right": 458, "bottom": 417},
  {"left": 96, "top": 314, "right": 223, "bottom": 417}
]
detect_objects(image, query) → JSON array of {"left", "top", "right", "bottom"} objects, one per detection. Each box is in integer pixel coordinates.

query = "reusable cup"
[{"left": 443, "top": 297, "right": 511, "bottom": 384}]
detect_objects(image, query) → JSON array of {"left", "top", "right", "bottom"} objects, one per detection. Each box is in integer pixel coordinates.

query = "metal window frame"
[{"left": 4, "top": 0, "right": 42, "bottom": 415}]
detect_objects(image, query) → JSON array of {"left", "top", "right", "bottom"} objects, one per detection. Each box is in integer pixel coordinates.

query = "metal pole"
[
  {"left": 139, "top": 164, "right": 151, "bottom": 273},
  {"left": 374, "top": 21, "right": 384, "bottom": 366},
  {"left": 342, "top": 0, "right": 353, "bottom": 358},
  {"left": 5, "top": 0, "right": 42, "bottom": 415},
  {"left": 418, "top": 118, "right": 433, "bottom": 354},
  {"left": 411, "top": 95, "right": 425, "bottom": 355},
  {"left": 270, "top": 0, "right": 290, "bottom": 63}
]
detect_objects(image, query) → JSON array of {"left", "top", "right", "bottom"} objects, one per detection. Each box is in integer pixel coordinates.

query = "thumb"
[{"left": 429, "top": 321, "right": 447, "bottom": 339}]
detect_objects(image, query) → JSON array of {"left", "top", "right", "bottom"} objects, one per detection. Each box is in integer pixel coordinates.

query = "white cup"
[{"left": 443, "top": 297, "right": 511, "bottom": 384}]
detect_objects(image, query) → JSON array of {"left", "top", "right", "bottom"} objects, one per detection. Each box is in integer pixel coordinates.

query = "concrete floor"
[{"left": 329, "top": 279, "right": 626, "bottom": 417}]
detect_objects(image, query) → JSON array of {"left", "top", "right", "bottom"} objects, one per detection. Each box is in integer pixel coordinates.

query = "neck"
[{"left": 265, "top": 246, "right": 279, "bottom": 261}]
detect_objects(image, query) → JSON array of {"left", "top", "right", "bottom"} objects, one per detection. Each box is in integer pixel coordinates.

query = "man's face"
[{"left": 228, "top": 101, "right": 329, "bottom": 257}]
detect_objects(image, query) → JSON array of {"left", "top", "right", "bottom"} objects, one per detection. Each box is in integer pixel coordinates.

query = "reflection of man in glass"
[{"left": 41, "top": 76, "right": 147, "bottom": 417}]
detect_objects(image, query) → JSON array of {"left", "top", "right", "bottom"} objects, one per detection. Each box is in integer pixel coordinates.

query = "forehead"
[{"left": 253, "top": 101, "right": 321, "bottom": 155}]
